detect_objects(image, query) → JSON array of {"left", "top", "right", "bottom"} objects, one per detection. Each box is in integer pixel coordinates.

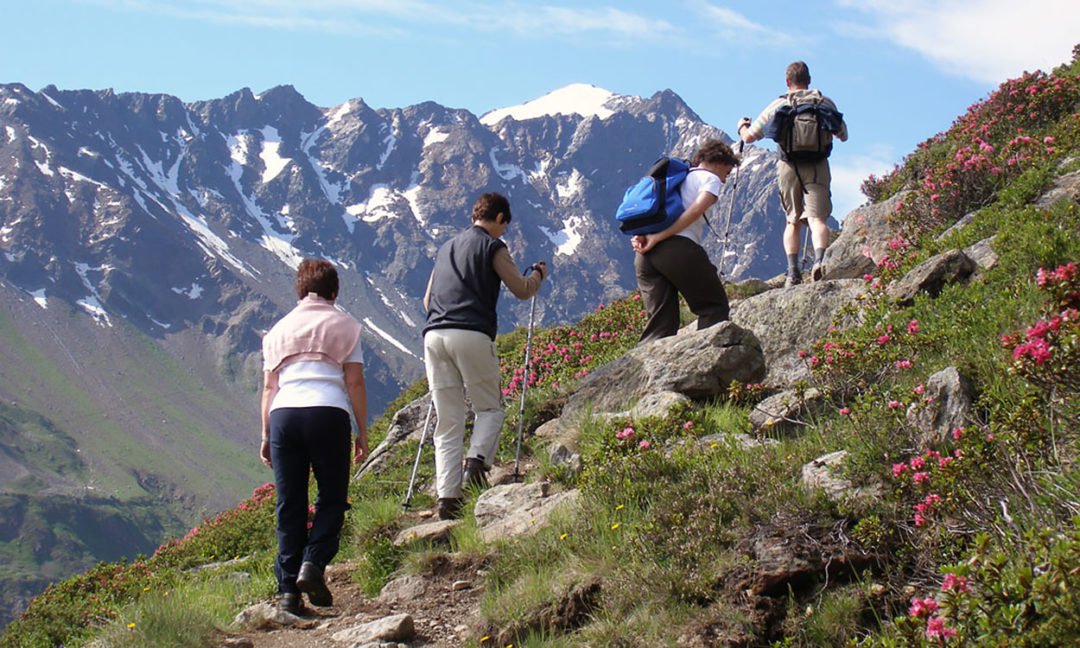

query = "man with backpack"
[
  {"left": 738, "top": 61, "right": 847, "bottom": 287},
  {"left": 423, "top": 192, "right": 547, "bottom": 520},
  {"left": 630, "top": 140, "right": 741, "bottom": 343}
]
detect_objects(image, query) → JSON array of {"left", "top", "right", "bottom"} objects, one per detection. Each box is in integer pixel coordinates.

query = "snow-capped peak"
[{"left": 480, "top": 83, "right": 620, "bottom": 126}]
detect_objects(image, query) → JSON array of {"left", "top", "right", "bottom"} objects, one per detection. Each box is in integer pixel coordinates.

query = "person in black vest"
[{"left": 423, "top": 192, "right": 547, "bottom": 519}]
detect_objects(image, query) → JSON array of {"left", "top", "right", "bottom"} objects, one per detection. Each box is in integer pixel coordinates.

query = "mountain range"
[{"left": 0, "top": 80, "right": 808, "bottom": 625}]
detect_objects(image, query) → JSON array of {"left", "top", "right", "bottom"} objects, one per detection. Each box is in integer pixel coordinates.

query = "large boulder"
[
  {"left": 822, "top": 190, "right": 911, "bottom": 280},
  {"left": 731, "top": 279, "right": 866, "bottom": 388},
  {"left": 888, "top": 249, "right": 976, "bottom": 306},
  {"left": 562, "top": 322, "right": 764, "bottom": 418}
]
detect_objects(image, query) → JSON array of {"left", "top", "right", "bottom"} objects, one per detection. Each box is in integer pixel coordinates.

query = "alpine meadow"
[{"left": 2, "top": 43, "right": 1080, "bottom": 648}]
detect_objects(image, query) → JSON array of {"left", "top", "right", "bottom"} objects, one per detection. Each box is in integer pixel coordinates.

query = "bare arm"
[
  {"left": 259, "top": 370, "right": 279, "bottom": 467},
  {"left": 344, "top": 362, "right": 369, "bottom": 465},
  {"left": 632, "top": 190, "right": 719, "bottom": 254},
  {"left": 493, "top": 247, "right": 545, "bottom": 299}
]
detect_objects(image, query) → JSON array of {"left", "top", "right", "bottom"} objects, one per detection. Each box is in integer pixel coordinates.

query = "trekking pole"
[
  {"left": 800, "top": 221, "right": 812, "bottom": 274},
  {"left": 513, "top": 265, "right": 541, "bottom": 482},
  {"left": 718, "top": 138, "right": 745, "bottom": 278},
  {"left": 402, "top": 398, "right": 435, "bottom": 510}
]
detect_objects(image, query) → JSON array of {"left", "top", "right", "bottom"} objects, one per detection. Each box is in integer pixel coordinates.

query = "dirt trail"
[{"left": 224, "top": 556, "right": 486, "bottom": 647}]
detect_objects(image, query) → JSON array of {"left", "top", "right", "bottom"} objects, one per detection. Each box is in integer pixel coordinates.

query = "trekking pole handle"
[{"left": 527, "top": 262, "right": 547, "bottom": 279}]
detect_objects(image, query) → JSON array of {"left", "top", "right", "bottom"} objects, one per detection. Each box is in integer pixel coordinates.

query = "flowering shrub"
[
  {"left": 877, "top": 523, "right": 1080, "bottom": 646},
  {"left": 153, "top": 482, "right": 276, "bottom": 569},
  {"left": 1001, "top": 262, "right": 1080, "bottom": 395},
  {"left": 862, "top": 64, "right": 1080, "bottom": 238},
  {"left": 499, "top": 293, "right": 647, "bottom": 399}
]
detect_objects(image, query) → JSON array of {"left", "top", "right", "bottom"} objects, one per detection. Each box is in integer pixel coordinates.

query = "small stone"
[{"left": 451, "top": 580, "right": 472, "bottom": 591}]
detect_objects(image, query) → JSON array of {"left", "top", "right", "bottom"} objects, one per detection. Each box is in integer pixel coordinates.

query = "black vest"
[{"left": 424, "top": 225, "right": 506, "bottom": 340}]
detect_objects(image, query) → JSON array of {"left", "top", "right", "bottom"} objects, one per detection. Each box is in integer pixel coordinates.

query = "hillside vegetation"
[{"left": 3, "top": 50, "right": 1079, "bottom": 647}]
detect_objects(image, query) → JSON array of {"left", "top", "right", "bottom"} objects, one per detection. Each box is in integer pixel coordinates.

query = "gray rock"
[
  {"left": 533, "top": 418, "right": 563, "bottom": 439},
  {"left": 706, "top": 432, "right": 780, "bottom": 450},
  {"left": 906, "top": 366, "right": 977, "bottom": 447},
  {"left": 354, "top": 393, "right": 433, "bottom": 479},
  {"left": 749, "top": 388, "right": 824, "bottom": 434},
  {"left": 548, "top": 442, "right": 583, "bottom": 476},
  {"left": 218, "top": 638, "right": 254, "bottom": 648},
  {"left": 474, "top": 482, "right": 580, "bottom": 543},
  {"left": 377, "top": 574, "right": 431, "bottom": 605},
  {"left": 964, "top": 236, "right": 999, "bottom": 270},
  {"left": 888, "top": 249, "right": 976, "bottom": 306},
  {"left": 392, "top": 519, "right": 461, "bottom": 546},
  {"left": 801, "top": 450, "right": 882, "bottom": 504},
  {"left": 1034, "top": 168, "right": 1080, "bottom": 208},
  {"left": 562, "top": 322, "right": 765, "bottom": 418},
  {"left": 630, "top": 391, "right": 691, "bottom": 419},
  {"left": 823, "top": 191, "right": 911, "bottom": 280},
  {"left": 232, "top": 602, "right": 314, "bottom": 630},
  {"left": 936, "top": 211, "right": 978, "bottom": 242},
  {"left": 731, "top": 279, "right": 866, "bottom": 388},
  {"left": 331, "top": 613, "right": 416, "bottom": 644}
]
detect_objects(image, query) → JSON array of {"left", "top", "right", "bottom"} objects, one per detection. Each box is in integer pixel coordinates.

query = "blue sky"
[{"left": 3, "top": 0, "right": 1079, "bottom": 220}]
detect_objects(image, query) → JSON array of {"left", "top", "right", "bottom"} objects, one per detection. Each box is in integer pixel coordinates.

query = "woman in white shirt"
[{"left": 631, "top": 140, "right": 741, "bottom": 342}]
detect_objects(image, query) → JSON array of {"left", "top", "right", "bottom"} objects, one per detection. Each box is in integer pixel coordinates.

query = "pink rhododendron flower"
[
  {"left": 908, "top": 319, "right": 920, "bottom": 334},
  {"left": 682, "top": 421, "right": 694, "bottom": 431},
  {"left": 925, "top": 617, "right": 957, "bottom": 639},
  {"left": 888, "top": 400, "right": 902, "bottom": 410},
  {"left": 910, "top": 456, "right": 926, "bottom": 470},
  {"left": 914, "top": 384, "right": 926, "bottom": 395},
  {"left": 941, "top": 573, "right": 971, "bottom": 593},
  {"left": 877, "top": 334, "right": 891, "bottom": 345},
  {"left": 909, "top": 597, "right": 938, "bottom": 617},
  {"left": 638, "top": 440, "right": 651, "bottom": 449},
  {"left": 892, "top": 462, "right": 907, "bottom": 477},
  {"left": 895, "top": 359, "right": 913, "bottom": 370},
  {"left": 913, "top": 472, "right": 930, "bottom": 485},
  {"left": 952, "top": 427, "right": 964, "bottom": 440},
  {"left": 840, "top": 407, "right": 852, "bottom": 416},
  {"left": 615, "top": 427, "right": 635, "bottom": 440}
]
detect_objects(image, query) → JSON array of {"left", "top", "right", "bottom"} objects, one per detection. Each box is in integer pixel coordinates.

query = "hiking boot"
[
  {"left": 784, "top": 273, "right": 803, "bottom": 288},
  {"left": 437, "top": 497, "right": 464, "bottom": 520},
  {"left": 278, "top": 592, "right": 304, "bottom": 616},
  {"left": 463, "top": 457, "right": 490, "bottom": 490},
  {"left": 811, "top": 263, "right": 825, "bottom": 282},
  {"left": 296, "top": 561, "right": 333, "bottom": 607}
]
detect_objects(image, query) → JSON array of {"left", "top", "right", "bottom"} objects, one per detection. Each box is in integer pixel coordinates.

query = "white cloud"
[
  {"left": 838, "top": 0, "right": 1080, "bottom": 83},
  {"left": 689, "top": 1, "right": 797, "bottom": 45},
  {"left": 829, "top": 150, "right": 896, "bottom": 223},
  {"left": 87, "top": 0, "right": 676, "bottom": 40}
]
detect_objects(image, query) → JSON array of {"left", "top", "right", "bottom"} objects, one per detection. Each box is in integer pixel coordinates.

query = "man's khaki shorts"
[{"left": 779, "top": 159, "right": 832, "bottom": 224}]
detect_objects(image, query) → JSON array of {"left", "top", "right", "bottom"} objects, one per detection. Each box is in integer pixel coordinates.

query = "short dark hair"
[
  {"left": 295, "top": 258, "right": 339, "bottom": 300},
  {"left": 786, "top": 61, "right": 811, "bottom": 87},
  {"left": 692, "top": 139, "right": 740, "bottom": 168},
  {"left": 472, "top": 192, "right": 511, "bottom": 224}
]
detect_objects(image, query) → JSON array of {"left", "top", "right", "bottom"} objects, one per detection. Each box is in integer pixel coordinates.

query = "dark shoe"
[
  {"left": 296, "top": 561, "right": 333, "bottom": 607},
  {"left": 784, "top": 273, "right": 803, "bottom": 288},
  {"left": 437, "top": 497, "right": 464, "bottom": 520},
  {"left": 463, "top": 457, "right": 490, "bottom": 490},
  {"left": 811, "top": 263, "right": 825, "bottom": 282},
  {"left": 278, "top": 592, "right": 303, "bottom": 616}
]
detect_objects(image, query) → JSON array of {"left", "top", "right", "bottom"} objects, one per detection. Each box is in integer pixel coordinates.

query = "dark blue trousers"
[{"left": 269, "top": 406, "right": 351, "bottom": 594}]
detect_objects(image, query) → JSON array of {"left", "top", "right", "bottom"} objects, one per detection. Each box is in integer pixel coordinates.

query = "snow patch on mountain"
[
  {"left": 363, "top": 317, "right": 417, "bottom": 358},
  {"left": 481, "top": 84, "right": 617, "bottom": 126},
  {"left": 258, "top": 127, "right": 291, "bottom": 183},
  {"left": 29, "top": 288, "right": 48, "bottom": 309},
  {"left": 539, "top": 215, "right": 584, "bottom": 256}
]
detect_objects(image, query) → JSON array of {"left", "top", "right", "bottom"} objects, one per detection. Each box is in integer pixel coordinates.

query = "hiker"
[
  {"left": 738, "top": 60, "right": 848, "bottom": 287},
  {"left": 423, "top": 192, "right": 547, "bottom": 520},
  {"left": 260, "top": 258, "right": 369, "bottom": 615},
  {"left": 631, "top": 139, "right": 740, "bottom": 343}
]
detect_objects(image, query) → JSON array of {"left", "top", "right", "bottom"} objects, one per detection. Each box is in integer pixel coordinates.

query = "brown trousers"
[{"left": 634, "top": 235, "right": 730, "bottom": 343}]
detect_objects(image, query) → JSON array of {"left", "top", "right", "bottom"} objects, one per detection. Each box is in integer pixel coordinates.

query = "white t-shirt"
[
  {"left": 269, "top": 341, "right": 364, "bottom": 414},
  {"left": 676, "top": 168, "right": 722, "bottom": 246}
]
